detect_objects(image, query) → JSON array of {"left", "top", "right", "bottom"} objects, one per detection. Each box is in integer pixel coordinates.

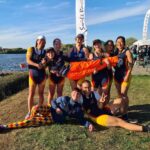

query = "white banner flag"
[{"left": 76, "top": 0, "right": 88, "bottom": 46}]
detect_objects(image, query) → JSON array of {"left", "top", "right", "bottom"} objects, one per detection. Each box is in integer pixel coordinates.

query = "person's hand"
[
  {"left": 89, "top": 54, "right": 94, "bottom": 60},
  {"left": 93, "top": 68, "right": 97, "bottom": 74},
  {"left": 56, "top": 73, "right": 61, "bottom": 77},
  {"left": 20, "top": 63, "right": 27, "bottom": 69},
  {"left": 104, "top": 53, "right": 110, "bottom": 57},
  {"left": 36, "top": 64, "right": 43, "bottom": 69},
  {"left": 50, "top": 70, "right": 57, "bottom": 74},
  {"left": 88, "top": 124, "right": 94, "bottom": 132},
  {"left": 41, "top": 58, "right": 46, "bottom": 65},
  {"left": 103, "top": 59, "right": 111, "bottom": 69},
  {"left": 56, "top": 108, "right": 62, "bottom": 114},
  {"left": 100, "top": 93, "right": 107, "bottom": 103}
]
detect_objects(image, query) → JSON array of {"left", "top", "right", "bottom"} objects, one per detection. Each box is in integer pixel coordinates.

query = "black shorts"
[
  {"left": 92, "top": 69, "right": 109, "bottom": 89},
  {"left": 114, "top": 69, "right": 127, "bottom": 83},
  {"left": 49, "top": 73, "right": 65, "bottom": 85}
]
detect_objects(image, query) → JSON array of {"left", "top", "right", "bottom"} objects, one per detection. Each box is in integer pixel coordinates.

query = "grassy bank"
[
  {"left": 0, "top": 48, "right": 26, "bottom": 54},
  {"left": 0, "top": 76, "right": 150, "bottom": 150},
  {"left": 0, "top": 72, "right": 28, "bottom": 101}
]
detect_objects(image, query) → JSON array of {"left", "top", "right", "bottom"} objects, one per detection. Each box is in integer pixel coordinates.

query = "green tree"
[
  {"left": 62, "top": 44, "right": 74, "bottom": 53},
  {"left": 126, "top": 37, "right": 137, "bottom": 46}
]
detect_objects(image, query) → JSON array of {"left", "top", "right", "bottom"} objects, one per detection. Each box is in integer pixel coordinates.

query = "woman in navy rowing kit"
[
  {"left": 68, "top": 34, "right": 89, "bottom": 89},
  {"left": 26, "top": 35, "right": 46, "bottom": 119},
  {"left": 47, "top": 38, "right": 66, "bottom": 104},
  {"left": 89, "top": 39, "right": 110, "bottom": 106},
  {"left": 114, "top": 36, "right": 133, "bottom": 115},
  {"left": 104, "top": 40, "right": 115, "bottom": 102}
]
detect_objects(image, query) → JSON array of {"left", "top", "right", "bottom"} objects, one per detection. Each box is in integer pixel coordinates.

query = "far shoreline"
[{"left": 0, "top": 53, "right": 26, "bottom": 54}]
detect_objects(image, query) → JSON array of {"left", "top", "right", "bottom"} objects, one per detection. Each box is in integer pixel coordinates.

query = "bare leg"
[
  {"left": 121, "top": 83, "right": 130, "bottom": 114},
  {"left": 6, "top": 105, "right": 53, "bottom": 129},
  {"left": 98, "top": 87, "right": 102, "bottom": 96},
  {"left": 114, "top": 81, "right": 122, "bottom": 98},
  {"left": 28, "top": 85, "right": 36, "bottom": 113},
  {"left": 57, "top": 81, "right": 65, "bottom": 97},
  {"left": 38, "top": 82, "right": 45, "bottom": 106},
  {"left": 107, "top": 79, "right": 113, "bottom": 102},
  {"left": 70, "top": 79, "right": 77, "bottom": 90},
  {"left": 106, "top": 115, "right": 142, "bottom": 131},
  {"left": 47, "top": 84, "right": 56, "bottom": 105}
]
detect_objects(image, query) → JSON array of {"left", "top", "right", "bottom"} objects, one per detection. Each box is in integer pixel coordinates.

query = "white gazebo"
[
  {"left": 132, "top": 9, "right": 150, "bottom": 48},
  {"left": 133, "top": 39, "right": 150, "bottom": 46}
]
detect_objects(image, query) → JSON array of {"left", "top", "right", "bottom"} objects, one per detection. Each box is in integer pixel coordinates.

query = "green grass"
[
  {"left": 0, "top": 72, "right": 28, "bottom": 101},
  {"left": 0, "top": 75, "right": 150, "bottom": 150}
]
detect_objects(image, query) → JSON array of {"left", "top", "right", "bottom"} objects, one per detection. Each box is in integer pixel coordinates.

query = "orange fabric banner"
[{"left": 67, "top": 56, "right": 118, "bottom": 80}]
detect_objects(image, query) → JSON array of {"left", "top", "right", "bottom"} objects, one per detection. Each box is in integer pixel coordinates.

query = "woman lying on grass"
[{"left": 80, "top": 80, "right": 150, "bottom": 132}]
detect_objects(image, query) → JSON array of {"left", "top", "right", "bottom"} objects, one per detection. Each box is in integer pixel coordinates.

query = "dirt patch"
[{"left": 132, "top": 65, "right": 150, "bottom": 75}]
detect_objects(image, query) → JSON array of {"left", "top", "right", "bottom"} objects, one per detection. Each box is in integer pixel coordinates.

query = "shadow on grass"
[
  {"left": 0, "top": 129, "right": 11, "bottom": 134},
  {"left": 0, "top": 124, "right": 52, "bottom": 134},
  {"left": 128, "top": 104, "right": 150, "bottom": 123}
]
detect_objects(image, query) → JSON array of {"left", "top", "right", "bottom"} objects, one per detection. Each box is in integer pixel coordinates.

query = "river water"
[{"left": 0, "top": 54, "right": 26, "bottom": 71}]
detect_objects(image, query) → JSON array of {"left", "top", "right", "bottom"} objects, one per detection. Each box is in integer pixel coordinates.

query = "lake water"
[{"left": 0, "top": 54, "right": 27, "bottom": 71}]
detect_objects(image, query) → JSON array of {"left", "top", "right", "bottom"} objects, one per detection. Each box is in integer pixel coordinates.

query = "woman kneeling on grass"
[{"left": 80, "top": 80, "right": 150, "bottom": 132}]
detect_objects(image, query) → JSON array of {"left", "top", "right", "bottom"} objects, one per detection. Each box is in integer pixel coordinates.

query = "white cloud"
[
  {"left": 23, "top": 1, "right": 70, "bottom": 12},
  {"left": 23, "top": 2, "right": 48, "bottom": 11},
  {"left": 87, "top": 3, "right": 150, "bottom": 26},
  {"left": 126, "top": 0, "right": 141, "bottom": 6},
  {"left": 0, "top": 23, "right": 74, "bottom": 48},
  {"left": 51, "top": 2, "right": 70, "bottom": 9},
  {"left": 1, "top": 1, "right": 149, "bottom": 48},
  {"left": 24, "top": 2, "right": 43, "bottom": 9}
]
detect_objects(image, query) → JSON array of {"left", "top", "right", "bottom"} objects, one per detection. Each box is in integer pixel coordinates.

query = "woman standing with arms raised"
[{"left": 68, "top": 34, "right": 89, "bottom": 89}]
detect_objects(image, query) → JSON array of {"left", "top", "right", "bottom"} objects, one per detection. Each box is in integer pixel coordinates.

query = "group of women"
[
  {"left": 1, "top": 34, "right": 150, "bottom": 133},
  {"left": 25, "top": 34, "right": 133, "bottom": 120}
]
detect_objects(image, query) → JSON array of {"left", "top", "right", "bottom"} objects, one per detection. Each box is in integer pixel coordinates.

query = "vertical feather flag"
[{"left": 76, "top": 0, "right": 88, "bottom": 46}]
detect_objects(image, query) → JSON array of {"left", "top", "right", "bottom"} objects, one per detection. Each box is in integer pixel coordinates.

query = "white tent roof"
[{"left": 133, "top": 39, "right": 150, "bottom": 46}]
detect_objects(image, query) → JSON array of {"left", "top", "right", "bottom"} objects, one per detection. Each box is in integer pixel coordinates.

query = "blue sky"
[{"left": 0, "top": 0, "right": 150, "bottom": 48}]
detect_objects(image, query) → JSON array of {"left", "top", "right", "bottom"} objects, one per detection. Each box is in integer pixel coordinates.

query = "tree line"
[{"left": 0, "top": 37, "right": 137, "bottom": 54}]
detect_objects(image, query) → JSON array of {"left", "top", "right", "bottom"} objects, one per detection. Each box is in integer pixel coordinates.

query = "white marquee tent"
[{"left": 133, "top": 39, "right": 150, "bottom": 46}]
